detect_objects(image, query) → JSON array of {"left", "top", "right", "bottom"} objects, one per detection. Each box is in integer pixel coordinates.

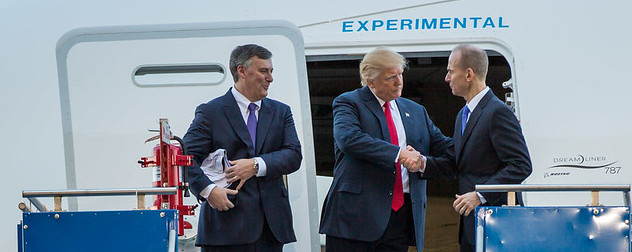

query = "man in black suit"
[
  {"left": 421, "top": 44, "right": 532, "bottom": 252},
  {"left": 183, "top": 44, "right": 302, "bottom": 252}
]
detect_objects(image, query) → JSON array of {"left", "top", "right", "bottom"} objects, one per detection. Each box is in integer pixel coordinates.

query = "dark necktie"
[
  {"left": 247, "top": 103, "right": 257, "bottom": 150},
  {"left": 384, "top": 102, "right": 404, "bottom": 211},
  {"left": 461, "top": 106, "right": 470, "bottom": 135}
]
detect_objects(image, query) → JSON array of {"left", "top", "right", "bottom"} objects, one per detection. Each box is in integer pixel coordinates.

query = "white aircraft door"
[{"left": 56, "top": 20, "right": 319, "bottom": 252}]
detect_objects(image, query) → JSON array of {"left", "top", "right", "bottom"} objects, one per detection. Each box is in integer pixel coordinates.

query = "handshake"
[{"left": 398, "top": 145, "right": 425, "bottom": 172}]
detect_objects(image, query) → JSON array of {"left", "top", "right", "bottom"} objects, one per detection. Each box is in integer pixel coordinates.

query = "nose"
[
  {"left": 266, "top": 72, "right": 273, "bottom": 83},
  {"left": 444, "top": 72, "right": 450, "bottom": 83},
  {"left": 396, "top": 74, "right": 403, "bottom": 85}
]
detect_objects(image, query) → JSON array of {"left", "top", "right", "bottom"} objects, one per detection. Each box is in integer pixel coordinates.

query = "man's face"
[
  {"left": 445, "top": 51, "right": 469, "bottom": 98},
  {"left": 238, "top": 56, "right": 273, "bottom": 101},
  {"left": 368, "top": 67, "right": 403, "bottom": 102}
]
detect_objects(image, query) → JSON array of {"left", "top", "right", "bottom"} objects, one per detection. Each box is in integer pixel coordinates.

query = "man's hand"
[
  {"left": 453, "top": 191, "right": 482, "bottom": 216},
  {"left": 225, "top": 158, "right": 257, "bottom": 191},
  {"left": 207, "top": 187, "right": 238, "bottom": 211},
  {"left": 399, "top": 145, "right": 423, "bottom": 172}
]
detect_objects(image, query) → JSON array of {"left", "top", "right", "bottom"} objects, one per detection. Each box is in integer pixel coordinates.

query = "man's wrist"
[
  {"left": 253, "top": 158, "right": 259, "bottom": 174},
  {"left": 201, "top": 184, "right": 216, "bottom": 200},
  {"left": 419, "top": 155, "right": 427, "bottom": 173},
  {"left": 476, "top": 191, "right": 487, "bottom": 204}
]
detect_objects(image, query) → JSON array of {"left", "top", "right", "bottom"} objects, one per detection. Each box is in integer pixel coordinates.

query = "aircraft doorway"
[
  {"left": 307, "top": 51, "right": 512, "bottom": 251},
  {"left": 307, "top": 51, "right": 512, "bottom": 186}
]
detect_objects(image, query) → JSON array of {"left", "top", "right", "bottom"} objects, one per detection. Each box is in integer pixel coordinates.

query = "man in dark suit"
[
  {"left": 319, "top": 47, "right": 452, "bottom": 252},
  {"left": 422, "top": 44, "right": 532, "bottom": 252},
  {"left": 183, "top": 44, "right": 302, "bottom": 252}
]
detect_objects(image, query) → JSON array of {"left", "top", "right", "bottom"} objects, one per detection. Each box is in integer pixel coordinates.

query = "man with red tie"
[{"left": 319, "top": 47, "right": 452, "bottom": 252}]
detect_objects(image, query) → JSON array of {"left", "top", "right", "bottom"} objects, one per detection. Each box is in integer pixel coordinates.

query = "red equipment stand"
[{"left": 139, "top": 118, "right": 196, "bottom": 236}]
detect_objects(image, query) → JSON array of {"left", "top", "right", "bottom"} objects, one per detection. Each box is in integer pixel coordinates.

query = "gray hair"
[
  {"left": 452, "top": 44, "right": 488, "bottom": 81},
  {"left": 229, "top": 44, "right": 272, "bottom": 82},
  {"left": 359, "top": 47, "right": 407, "bottom": 86}
]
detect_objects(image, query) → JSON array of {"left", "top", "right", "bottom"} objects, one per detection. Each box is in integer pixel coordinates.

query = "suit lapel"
[
  {"left": 221, "top": 91, "right": 256, "bottom": 156},
  {"left": 395, "top": 99, "right": 415, "bottom": 145},
  {"left": 454, "top": 107, "right": 464, "bottom": 161},
  {"left": 255, "top": 99, "right": 274, "bottom": 155},
  {"left": 360, "top": 86, "right": 390, "bottom": 141},
  {"left": 455, "top": 89, "right": 494, "bottom": 162}
]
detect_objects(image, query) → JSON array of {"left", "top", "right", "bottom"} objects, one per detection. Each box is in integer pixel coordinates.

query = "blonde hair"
[{"left": 359, "top": 47, "right": 407, "bottom": 86}]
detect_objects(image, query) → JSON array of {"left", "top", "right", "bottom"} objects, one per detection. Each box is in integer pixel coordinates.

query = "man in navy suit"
[
  {"left": 319, "top": 47, "right": 452, "bottom": 252},
  {"left": 183, "top": 44, "right": 302, "bottom": 252},
  {"left": 422, "top": 44, "right": 532, "bottom": 252}
]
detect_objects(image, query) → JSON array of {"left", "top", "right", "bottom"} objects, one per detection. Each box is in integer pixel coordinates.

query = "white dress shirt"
[
  {"left": 465, "top": 86, "right": 490, "bottom": 204},
  {"left": 370, "top": 91, "right": 411, "bottom": 193},
  {"left": 200, "top": 87, "right": 268, "bottom": 199}
]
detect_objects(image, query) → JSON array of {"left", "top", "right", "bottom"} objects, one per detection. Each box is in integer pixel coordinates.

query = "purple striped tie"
[{"left": 247, "top": 103, "right": 258, "bottom": 149}]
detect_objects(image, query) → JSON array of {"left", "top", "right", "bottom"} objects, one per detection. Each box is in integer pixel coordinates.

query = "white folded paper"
[{"left": 200, "top": 148, "right": 232, "bottom": 188}]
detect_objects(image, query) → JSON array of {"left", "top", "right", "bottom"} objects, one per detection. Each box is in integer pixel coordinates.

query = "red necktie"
[{"left": 384, "top": 102, "right": 404, "bottom": 211}]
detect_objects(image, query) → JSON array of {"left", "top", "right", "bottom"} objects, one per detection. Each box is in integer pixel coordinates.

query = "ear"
[
  {"left": 466, "top": 68, "right": 475, "bottom": 81},
  {"left": 366, "top": 79, "right": 375, "bottom": 88},
  {"left": 237, "top": 65, "right": 247, "bottom": 79}
]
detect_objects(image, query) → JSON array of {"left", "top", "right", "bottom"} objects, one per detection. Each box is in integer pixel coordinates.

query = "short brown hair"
[{"left": 229, "top": 44, "right": 272, "bottom": 82}]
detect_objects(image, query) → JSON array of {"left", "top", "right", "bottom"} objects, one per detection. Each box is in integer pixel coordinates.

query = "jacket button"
[
  {"left": 389, "top": 191, "right": 393, "bottom": 196},
  {"left": 393, "top": 170, "right": 396, "bottom": 174}
]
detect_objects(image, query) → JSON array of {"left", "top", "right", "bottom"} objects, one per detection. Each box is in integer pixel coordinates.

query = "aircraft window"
[{"left": 133, "top": 63, "right": 226, "bottom": 87}]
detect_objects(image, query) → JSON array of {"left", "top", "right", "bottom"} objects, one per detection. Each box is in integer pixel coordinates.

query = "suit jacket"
[
  {"left": 319, "top": 86, "right": 452, "bottom": 251},
  {"left": 426, "top": 89, "right": 532, "bottom": 250},
  {"left": 183, "top": 88, "right": 302, "bottom": 246}
]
